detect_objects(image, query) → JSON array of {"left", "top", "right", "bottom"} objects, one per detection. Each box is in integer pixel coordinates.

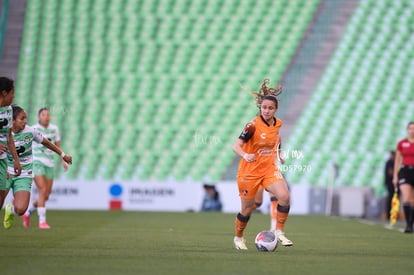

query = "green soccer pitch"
[{"left": 1, "top": 211, "right": 413, "bottom": 275}]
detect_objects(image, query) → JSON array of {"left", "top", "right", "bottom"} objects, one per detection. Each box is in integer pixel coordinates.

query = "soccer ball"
[{"left": 255, "top": 230, "right": 278, "bottom": 252}]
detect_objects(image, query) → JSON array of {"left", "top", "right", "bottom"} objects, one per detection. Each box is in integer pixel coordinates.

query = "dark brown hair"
[
  {"left": 262, "top": 95, "right": 279, "bottom": 109},
  {"left": 12, "top": 105, "right": 24, "bottom": 120},
  {"left": 0, "top": 77, "right": 14, "bottom": 95},
  {"left": 38, "top": 107, "right": 49, "bottom": 117}
]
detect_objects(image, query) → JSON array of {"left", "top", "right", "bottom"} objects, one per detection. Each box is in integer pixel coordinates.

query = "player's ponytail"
[{"left": 240, "top": 78, "right": 282, "bottom": 109}]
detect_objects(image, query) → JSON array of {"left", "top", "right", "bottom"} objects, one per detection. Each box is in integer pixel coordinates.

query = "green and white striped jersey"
[
  {"left": 32, "top": 123, "right": 61, "bottom": 167},
  {"left": 7, "top": 125, "right": 43, "bottom": 177},
  {"left": 0, "top": 105, "right": 12, "bottom": 160}
]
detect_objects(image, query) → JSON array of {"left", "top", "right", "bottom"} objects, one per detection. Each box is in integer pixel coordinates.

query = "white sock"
[
  {"left": 270, "top": 220, "right": 276, "bottom": 231},
  {"left": 26, "top": 205, "right": 36, "bottom": 216},
  {"left": 37, "top": 207, "right": 46, "bottom": 223},
  {"left": 10, "top": 205, "right": 16, "bottom": 215}
]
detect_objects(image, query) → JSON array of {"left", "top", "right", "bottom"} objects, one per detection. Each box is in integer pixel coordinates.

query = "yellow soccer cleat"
[{"left": 3, "top": 203, "right": 14, "bottom": 229}]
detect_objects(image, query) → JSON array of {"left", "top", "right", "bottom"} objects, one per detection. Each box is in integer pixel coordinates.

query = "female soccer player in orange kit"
[
  {"left": 253, "top": 136, "right": 284, "bottom": 231},
  {"left": 232, "top": 79, "right": 292, "bottom": 250}
]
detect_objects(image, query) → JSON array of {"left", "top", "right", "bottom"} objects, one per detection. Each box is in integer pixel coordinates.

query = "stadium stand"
[
  {"left": 0, "top": 0, "right": 10, "bottom": 60},
  {"left": 15, "top": 0, "right": 319, "bottom": 181},
  {"left": 283, "top": 0, "right": 414, "bottom": 194}
]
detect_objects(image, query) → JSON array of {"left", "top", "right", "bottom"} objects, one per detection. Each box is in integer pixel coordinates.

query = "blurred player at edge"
[
  {"left": 23, "top": 108, "right": 68, "bottom": 229},
  {"left": 393, "top": 121, "right": 414, "bottom": 233},
  {"left": 253, "top": 136, "right": 284, "bottom": 231},
  {"left": 232, "top": 79, "right": 292, "bottom": 250},
  {"left": 0, "top": 77, "right": 22, "bottom": 209},
  {"left": 3, "top": 106, "right": 72, "bottom": 229}
]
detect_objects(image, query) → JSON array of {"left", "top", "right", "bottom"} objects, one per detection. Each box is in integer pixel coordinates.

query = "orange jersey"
[{"left": 237, "top": 115, "right": 282, "bottom": 179}]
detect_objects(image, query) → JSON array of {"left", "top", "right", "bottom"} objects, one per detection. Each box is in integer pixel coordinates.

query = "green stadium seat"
[
  {"left": 16, "top": 0, "right": 321, "bottom": 180},
  {"left": 283, "top": 0, "right": 414, "bottom": 194}
]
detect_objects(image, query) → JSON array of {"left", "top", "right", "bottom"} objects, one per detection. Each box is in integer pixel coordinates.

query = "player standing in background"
[
  {"left": 0, "top": 77, "right": 22, "bottom": 209},
  {"left": 23, "top": 107, "right": 68, "bottom": 229},
  {"left": 232, "top": 79, "right": 292, "bottom": 250},
  {"left": 253, "top": 136, "right": 284, "bottom": 231},
  {"left": 393, "top": 122, "right": 414, "bottom": 233},
  {"left": 384, "top": 151, "right": 396, "bottom": 220},
  {"left": 3, "top": 106, "right": 72, "bottom": 229}
]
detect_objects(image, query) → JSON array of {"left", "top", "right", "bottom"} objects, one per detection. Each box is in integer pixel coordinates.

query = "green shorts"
[
  {"left": 33, "top": 160, "right": 54, "bottom": 179},
  {"left": 0, "top": 158, "right": 7, "bottom": 190},
  {"left": 7, "top": 176, "right": 32, "bottom": 193}
]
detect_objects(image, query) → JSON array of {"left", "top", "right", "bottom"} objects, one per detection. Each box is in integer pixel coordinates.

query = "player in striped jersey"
[
  {"left": 233, "top": 79, "right": 292, "bottom": 250},
  {"left": 0, "top": 77, "right": 22, "bottom": 210},
  {"left": 3, "top": 106, "right": 72, "bottom": 229},
  {"left": 23, "top": 107, "right": 69, "bottom": 229}
]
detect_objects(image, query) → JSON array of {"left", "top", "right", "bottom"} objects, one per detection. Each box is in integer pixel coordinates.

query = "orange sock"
[
  {"left": 270, "top": 198, "right": 278, "bottom": 230},
  {"left": 275, "top": 204, "right": 290, "bottom": 231},
  {"left": 235, "top": 213, "right": 250, "bottom": 237}
]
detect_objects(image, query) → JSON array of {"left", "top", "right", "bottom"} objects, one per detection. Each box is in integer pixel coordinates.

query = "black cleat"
[{"left": 403, "top": 226, "right": 413, "bottom": 233}]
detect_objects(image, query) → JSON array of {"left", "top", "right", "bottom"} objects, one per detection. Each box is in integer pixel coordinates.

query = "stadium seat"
[
  {"left": 16, "top": 0, "right": 320, "bottom": 180},
  {"left": 283, "top": 0, "right": 414, "bottom": 194}
]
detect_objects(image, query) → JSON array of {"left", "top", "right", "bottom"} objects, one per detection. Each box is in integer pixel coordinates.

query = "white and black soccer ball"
[{"left": 255, "top": 230, "right": 278, "bottom": 252}]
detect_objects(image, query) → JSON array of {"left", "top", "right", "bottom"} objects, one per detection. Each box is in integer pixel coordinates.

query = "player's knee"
[
  {"left": 14, "top": 205, "right": 27, "bottom": 216},
  {"left": 277, "top": 193, "right": 290, "bottom": 205}
]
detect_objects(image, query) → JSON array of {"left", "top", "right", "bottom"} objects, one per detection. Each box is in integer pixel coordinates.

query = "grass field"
[{"left": 0, "top": 211, "right": 413, "bottom": 275}]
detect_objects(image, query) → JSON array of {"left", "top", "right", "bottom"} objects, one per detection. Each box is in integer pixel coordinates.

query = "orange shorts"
[{"left": 237, "top": 170, "right": 284, "bottom": 200}]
